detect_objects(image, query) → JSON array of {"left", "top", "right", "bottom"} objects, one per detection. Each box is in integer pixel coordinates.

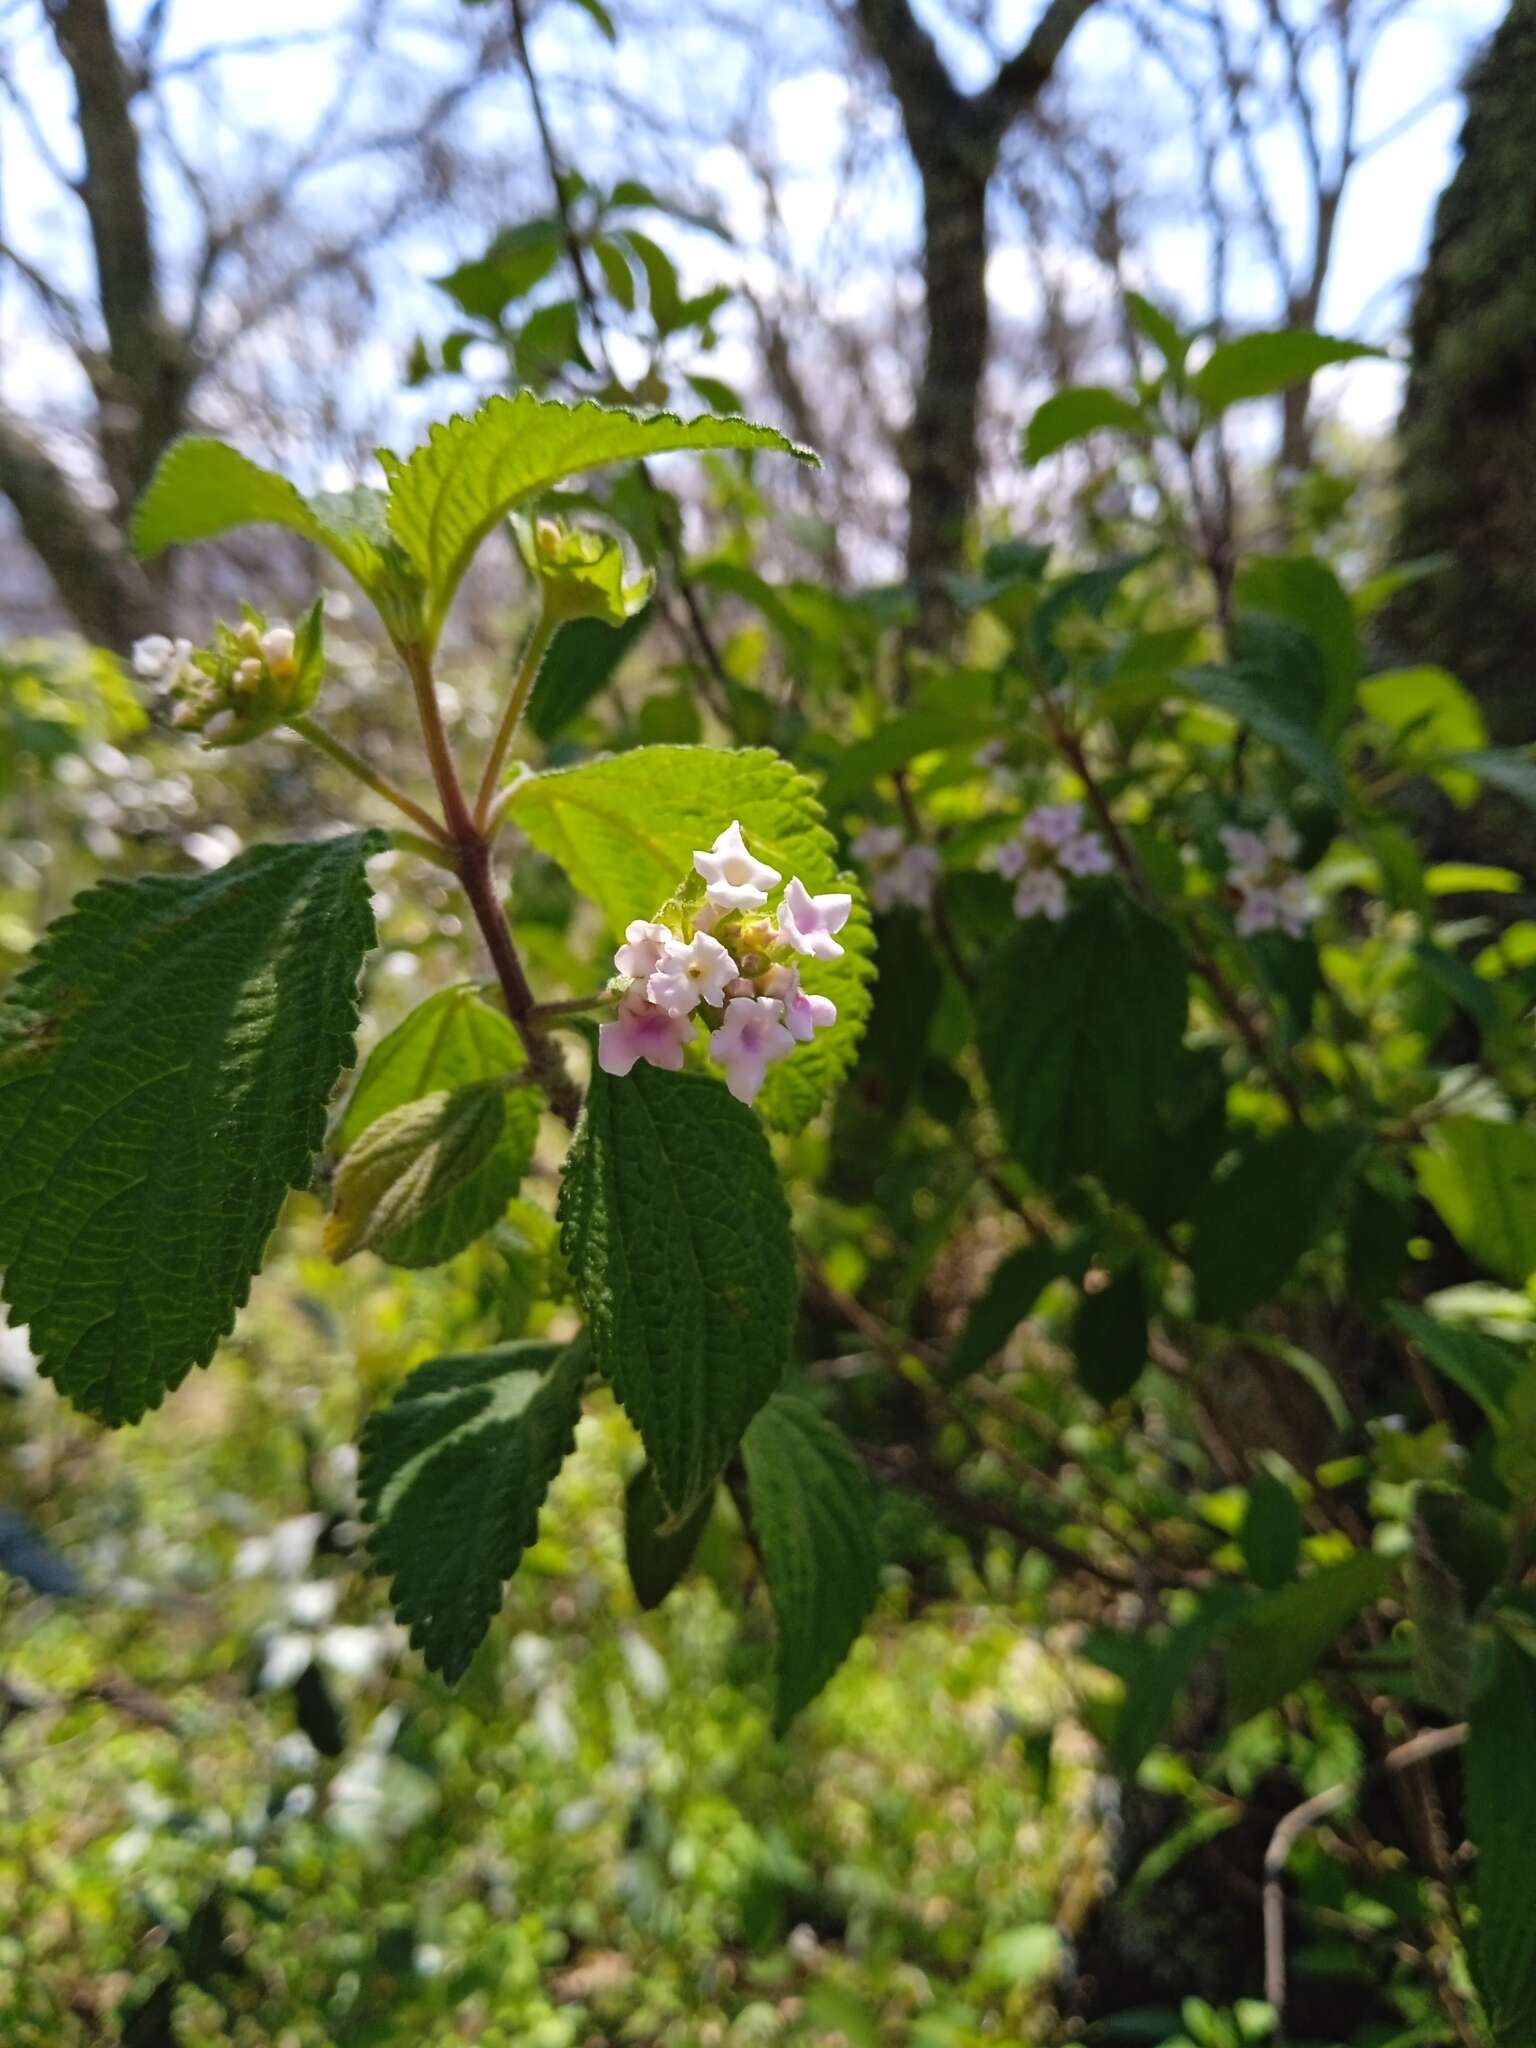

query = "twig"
[{"left": 288, "top": 714, "right": 452, "bottom": 845}]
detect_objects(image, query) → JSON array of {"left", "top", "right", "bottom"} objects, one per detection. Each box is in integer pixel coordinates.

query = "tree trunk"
[{"left": 907, "top": 156, "right": 993, "bottom": 600}]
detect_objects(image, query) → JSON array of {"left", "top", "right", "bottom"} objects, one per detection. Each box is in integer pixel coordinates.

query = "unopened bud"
[
  {"left": 203, "top": 709, "right": 239, "bottom": 743},
  {"left": 261, "top": 625, "right": 295, "bottom": 670}
]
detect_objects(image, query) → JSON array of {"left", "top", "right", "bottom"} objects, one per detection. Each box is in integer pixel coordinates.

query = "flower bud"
[
  {"left": 512, "top": 511, "right": 653, "bottom": 629},
  {"left": 160, "top": 599, "right": 325, "bottom": 748}
]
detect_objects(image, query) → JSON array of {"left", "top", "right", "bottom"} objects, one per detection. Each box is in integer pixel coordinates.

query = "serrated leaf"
[
  {"left": 360, "top": 1339, "right": 586, "bottom": 1680},
  {"left": 1190, "top": 329, "right": 1383, "bottom": 411},
  {"left": 1388, "top": 1305, "right": 1523, "bottom": 1424},
  {"left": 1191, "top": 1126, "right": 1362, "bottom": 1323},
  {"left": 379, "top": 393, "right": 814, "bottom": 640},
  {"left": 625, "top": 1463, "right": 713, "bottom": 1609},
  {"left": 325, "top": 1083, "right": 507, "bottom": 1262},
  {"left": 1467, "top": 1636, "right": 1536, "bottom": 2041},
  {"left": 1414, "top": 1118, "right": 1536, "bottom": 1286},
  {"left": 338, "top": 984, "right": 540, "bottom": 1268},
  {"left": 741, "top": 1394, "right": 879, "bottom": 1731},
  {"left": 1224, "top": 1552, "right": 1398, "bottom": 1721},
  {"left": 132, "top": 441, "right": 421, "bottom": 631},
  {"left": 0, "top": 834, "right": 382, "bottom": 1422},
  {"left": 978, "top": 890, "right": 1188, "bottom": 1189},
  {"left": 509, "top": 745, "right": 873, "bottom": 1130},
  {"left": 559, "top": 1060, "right": 794, "bottom": 1514},
  {"left": 1022, "top": 386, "right": 1150, "bottom": 464}
]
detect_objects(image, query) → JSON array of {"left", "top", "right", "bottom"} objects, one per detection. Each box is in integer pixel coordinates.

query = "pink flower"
[
  {"left": 761, "top": 964, "right": 837, "bottom": 1043},
  {"left": 694, "top": 820, "right": 782, "bottom": 912},
  {"left": 614, "top": 918, "right": 672, "bottom": 980},
  {"left": 646, "top": 930, "right": 737, "bottom": 1016},
  {"left": 597, "top": 990, "right": 693, "bottom": 1077},
  {"left": 708, "top": 995, "right": 795, "bottom": 1103},
  {"left": 1012, "top": 868, "right": 1069, "bottom": 922},
  {"left": 775, "top": 875, "right": 852, "bottom": 961}
]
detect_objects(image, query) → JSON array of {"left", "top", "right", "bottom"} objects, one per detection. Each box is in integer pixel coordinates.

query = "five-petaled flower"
[
  {"left": 775, "top": 876, "right": 852, "bottom": 961},
  {"left": 597, "top": 990, "right": 693, "bottom": 1077},
  {"left": 647, "top": 931, "right": 737, "bottom": 1015},
  {"left": 694, "top": 820, "right": 782, "bottom": 911},
  {"left": 709, "top": 996, "right": 796, "bottom": 1103}
]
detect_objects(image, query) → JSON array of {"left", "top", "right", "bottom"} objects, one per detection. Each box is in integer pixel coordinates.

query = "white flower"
[
  {"left": 1235, "top": 887, "right": 1281, "bottom": 936},
  {"left": 202, "top": 709, "right": 239, "bottom": 745},
  {"left": 260, "top": 624, "right": 296, "bottom": 670},
  {"left": 1012, "top": 868, "right": 1069, "bottom": 921},
  {"left": 647, "top": 930, "right": 737, "bottom": 1015},
  {"left": 614, "top": 918, "right": 672, "bottom": 980},
  {"left": 708, "top": 995, "right": 794, "bottom": 1103},
  {"left": 775, "top": 875, "right": 852, "bottom": 961},
  {"left": 693, "top": 820, "right": 782, "bottom": 912},
  {"left": 1274, "top": 874, "right": 1314, "bottom": 939},
  {"left": 1264, "top": 815, "right": 1301, "bottom": 864},
  {"left": 132, "top": 634, "right": 176, "bottom": 678},
  {"left": 761, "top": 963, "right": 837, "bottom": 1043},
  {"left": 851, "top": 823, "right": 904, "bottom": 864},
  {"left": 1222, "top": 816, "right": 1314, "bottom": 940},
  {"left": 597, "top": 990, "right": 693, "bottom": 1077}
]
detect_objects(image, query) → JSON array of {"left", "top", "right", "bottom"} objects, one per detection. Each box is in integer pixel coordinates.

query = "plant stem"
[
  {"left": 400, "top": 640, "right": 477, "bottom": 844},
  {"left": 527, "top": 989, "right": 619, "bottom": 1023},
  {"left": 473, "top": 610, "right": 557, "bottom": 831},
  {"left": 288, "top": 715, "right": 451, "bottom": 845}
]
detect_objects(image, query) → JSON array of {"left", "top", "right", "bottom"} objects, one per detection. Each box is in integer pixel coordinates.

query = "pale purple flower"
[
  {"left": 761, "top": 964, "right": 837, "bottom": 1043},
  {"left": 1234, "top": 887, "right": 1281, "bottom": 937},
  {"left": 1022, "top": 802, "right": 1086, "bottom": 850},
  {"left": 1218, "top": 826, "right": 1270, "bottom": 883},
  {"left": 598, "top": 990, "right": 692, "bottom": 1077},
  {"left": 1058, "top": 828, "right": 1113, "bottom": 877},
  {"left": 614, "top": 918, "right": 672, "bottom": 980},
  {"left": 709, "top": 995, "right": 795, "bottom": 1103},
  {"left": 775, "top": 875, "right": 852, "bottom": 961},
  {"left": 851, "top": 823, "right": 905, "bottom": 864},
  {"left": 869, "top": 842, "right": 940, "bottom": 912},
  {"left": 694, "top": 820, "right": 782, "bottom": 912},
  {"left": 1264, "top": 815, "right": 1301, "bottom": 864},
  {"left": 1013, "top": 867, "right": 1070, "bottom": 922},
  {"left": 1273, "top": 874, "right": 1315, "bottom": 939},
  {"left": 1222, "top": 816, "right": 1314, "bottom": 940},
  {"left": 647, "top": 931, "right": 737, "bottom": 1016}
]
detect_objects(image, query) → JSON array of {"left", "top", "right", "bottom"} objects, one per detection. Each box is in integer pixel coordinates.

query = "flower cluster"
[
  {"left": 851, "top": 824, "right": 941, "bottom": 913},
  {"left": 1219, "top": 818, "right": 1315, "bottom": 938},
  {"left": 132, "top": 604, "right": 321, "bottom": 747},
  {"left": 598, "top": 821, "right": 849, "bottom": 1105},
  {"left": 991, "top": 801, "right": 1112, "bottom": 921}
]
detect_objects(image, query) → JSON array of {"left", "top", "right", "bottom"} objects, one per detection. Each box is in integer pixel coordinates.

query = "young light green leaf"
[
  {"left": 625, "top": 1464, "right": 714, "bottom": 1610},
  {"left": 0, "top": 833, "right": 383, "bottom": 1423},
  {"left": 1022, "top": 386, "right": 1150, "bottom": 464},
  {"left": 559, "top": 1059, "right": 795, "bottom": 1514},
  {"left": 1224, "top": 1552, "right": 1398, "bottom": 1721},
  {"left": 1466, "top": 1636, "right": 1536, "bottom": 2042},
  {"left": 379, "top": 393, "right": 814, "bottom": 640},
  {"left": 1191, "top": 1127, "right": 1362, "bottom": 1324},
  {"left": 1190, "top": 330, "right": 1384, "bottom": 412},
  {"left": 1414, "top": 1118, "right": 1536, "bottom": 1286},
  {"left": 360, "top": 1338, "right": 586, "bottom": 1681},
  {"left": 741, "top": 1394, "right": 879, "bottom": 1732},
  {"left": 509, "top": 745, "right": 873, "bottom": 1130},
  {"left": 978, "top": 890, "right": 1188, "bottom": 1189},
  {"left": 325, "top": 1083, "right": 507, "bottom": 1262},
  {"left": 337, "top": 984, "right": 540, "bottom": 1268}
]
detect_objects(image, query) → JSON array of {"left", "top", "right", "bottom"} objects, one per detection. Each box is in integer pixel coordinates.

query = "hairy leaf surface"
[
  {"left": 360, "top": 1339, "right": 586, "bottom": 1680},
  {"left": 741, "top": 1394, "right": 879, "bottom": 1731},
  {"left": 510, "top": 745, "right": 873, "bottom": 1129},
  {"left": 0, "top": 833, "right": 382, "bottom": 1421},
  {"left": 559, "top": 1060, "right": 793, "bottom": 1514},
  {"left": 325, "top": 1084, "right": 507, "bottom": 1261}
]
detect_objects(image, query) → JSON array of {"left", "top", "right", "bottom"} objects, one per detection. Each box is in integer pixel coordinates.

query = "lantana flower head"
[
  {"left": 1219, "top": 817, "right": 1314, "bottom": 939},
  {"left": 991, "top": 800, "right": 1111, "bottom": 921},
  {"left": 137, "top": 604, "right": 323, "bottom": 747},
  {"left": 597, "top": 820, "right": 844, "bottom": 1102}
]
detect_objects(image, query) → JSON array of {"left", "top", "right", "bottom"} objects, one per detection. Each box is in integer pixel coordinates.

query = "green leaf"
[
  {"left": 325, "top": 1083, "right": 508, "bottom": 1262},
  {"left": 434, "top": 223, "right": 560, "bottom": 321},
  {"left": 360, "top": 1338, "right": 586, "bottom": 1681},
  {"left": 1388, "top": 1305, "right": 1523, "bottom": 1423},
  {"left": 508, "top": 745, "right": 874, "bottom": 1131},
  {"left": 380, "top": 393, "right": 814, "bottom": 641},
  {"left": 1414, "top": 1118, "right": 1536, "bottom": 1286},
  {"left": 1125, "top": 292, "right": 1190, "bottom": 371},
  {"left": 951, "top": 1240, "right": 1081, "bottom": 1378},
  {"left": 132, "top": 441, "right": 420, "bottom": 630},
  {"left": 1235, "top": 556, "right": 1360, "bottom": 735},
  {"left": 1113, "top": 1587, "right": 1251, "bottom": 1774},
  {"left": 624, "top": 1463, "right": 713, "bottom": 1610},
  {"left": 817, "top": 709, "right": 993, "bottom": 811},
  {"left": 1075, "top": 1266, "right": 1148, "bottom": 1405},
  {"left": 338, "top": 984, "right": 539, "bottom": 1268},
  {"left": 978, "top": 890, "right": 1188, "bottom": 1189},
  {"left": 526, "top": 604, "right": 653, "bottom": 742},
  {"left": 1361, "top": 666, "right": 1487, "bottom": 803},
  {"left": 0, "top": 833, "right": 382, "bottom": 1423},
  {"left": 559, "top": 1060, "right": 794, "bottom": 1514},
  {"left": 1175, "top": 658, "right": 1346, "bottom": 804},
  {"left": 1191, "top": 1127, "right": 1362, "bottom": 1323},
  {"left": 741, "top": 1394, "right": 879, "bottom": 1731},
  {"left": 1022, "top": 386, "right": 1150, "bottom": 464},
  {"left": 1243, "top": 1472, "right": 1303, "bottom": 1590},
  {"left": 1224, "top": 1552, "right": 1398, "bottom": 1721},
  {"left": 1447, "top": 748, "right": 1536, "bottom": 815},
  {"left": 1466, "top": 1637, "right": 1536, "bottom": 2041},
  {"left": 1190, "top": 330, "right": 1384, "bottom": 412}
]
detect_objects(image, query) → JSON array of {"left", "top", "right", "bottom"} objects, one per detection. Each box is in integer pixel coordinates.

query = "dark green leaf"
[
  {"left": 1175, "top": 657, "right": 1346, "bottom": 804},
  {"left": 1243, "top": 1472, "right": 1303, "bottom": 1590},
  {"left": 1114, "top": 1587, "right": 1250, "bottom": 1773},
  {"left": 1125, "top": 292, "right": 1190, "bottom": 371},
  {"left": 1224, "top": 1552, "right": 1398, "bottom": 1720},
  {"left": 625, "top": 1464, "right": 713, "bottom": 1609},
  {"left": 978, "top": 890, "right": 1188, "bottom": 1189},
  {"left": 1191, "top": 1127, "right": 1362, "bottom": 1323},
  {"left": 741, "top": 1394, "right": 879, "bottom": 1731},
  {"left": 1235, "top": 556, "right": 1359, "bottom": 734},
  {"left": 325, "top": 1083, "right": 508, "bottom": 1262},
  {"left": 817, "top": 709, "right": 992, "bottom": 811},
  {"left": 1388, "top": 1306, "right": 1523, "bottom": 1423},
  {"left": 1466, "top": 1636, "right": 1536, "bottom": 2041},
  {"left": 559, "top": 1061, "right": 794, "bottom": 1513},
  {"left": 951, "top": 1240, "right": 1079, "bottom": 1378},
  {"left": 1190, "top": 330, "right": 1384, "bottom": 411},
  {"left": 0, "top": 834, "right": 382, "bottom": 1423},
  {"left": 526, "top": 603, "right": 653, "bottom": 741},
  {"left": 1344, "top": 1181, "right": 1410, "bottom": 1308},
  {"left": 1075, "top": 1267, "right": 1148, "bottom": 1405},
  {"left": 1022, "top": 386, "right": 1150, "bottom": 464},
  {"left": 1449, "top": 748, "right": 1536, "bottom": 813},
  {"left": 360, "top": 1339, "right": 586, "bottom": 1681}
]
